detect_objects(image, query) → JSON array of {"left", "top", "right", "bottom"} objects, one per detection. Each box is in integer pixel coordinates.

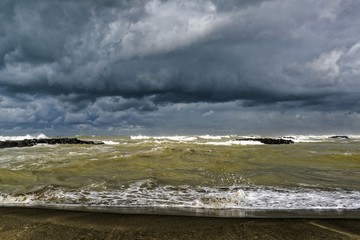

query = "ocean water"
[{"left": 0, "top": 134, "right": 359, "bottom": 218}]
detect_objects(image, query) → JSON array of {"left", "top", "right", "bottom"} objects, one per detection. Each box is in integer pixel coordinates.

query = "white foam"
[
  {"left": 287, "top": 135, "right": 327, "bottom": 143},
  {"left": 283, "top": 135, "right": 360, "bottom": 143},
  {"left": 0, "top": 133, "right": 48, "bottom": 141},
  {"left": 197, "top": 135, "right": 232, "bottom": 140},
  {"left": 236, "top": 140, "right": 264, "bottom": 145},
  {"left": 130, "top": 135, "right": 151, "bottom": 140},
  {"left": 347, "top": 135, "right": 360, "bottom": 139},
  {"left": 1, "top": 183, "right": 359, "bottom": 210},
  {"left": 129, "top": 134, "right": 360, "bottom": 144},
  {"left": 129, "top": 135, "right": 263, "bottom": 145},
  {"left": 131, "top": 135, "right": 197, "bottom": 142},
  {"left": 102, "top": 140, "right": 119, "bottom": 145},
  {"left": 0, "top": 191, "right": 38, "bottom": 204}
]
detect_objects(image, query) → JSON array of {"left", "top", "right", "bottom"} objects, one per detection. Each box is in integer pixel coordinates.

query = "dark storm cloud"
[{"left": 1, "top": 0, "right": 360, "bottom": 134}]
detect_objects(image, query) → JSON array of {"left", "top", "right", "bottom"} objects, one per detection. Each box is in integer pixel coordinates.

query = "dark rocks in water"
[
  {"left": 329, "top": 135, "right": 349, "bottom": 139},
  {"left": 282, "top": 136, "right": 295, "bottom": 139},
  {"left": 236, "top": 138, "right": 294, "bottom": 144},
  {"left": 0, "top": 138, "right": 104, "bottom": 149}
]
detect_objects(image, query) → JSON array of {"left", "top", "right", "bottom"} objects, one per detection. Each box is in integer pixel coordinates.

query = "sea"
[{"left": 0, "top": 134, "right": 359, "bottom": 218}]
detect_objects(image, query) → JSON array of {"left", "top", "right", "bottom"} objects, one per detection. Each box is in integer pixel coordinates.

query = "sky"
[{"left": 1, "top": 0, "right": 360, "bottom": 136}]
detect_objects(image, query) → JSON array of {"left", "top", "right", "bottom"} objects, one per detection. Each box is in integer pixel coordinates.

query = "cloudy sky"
[{"left": 1, "top": 0, "right": 360, "bottom": 136}]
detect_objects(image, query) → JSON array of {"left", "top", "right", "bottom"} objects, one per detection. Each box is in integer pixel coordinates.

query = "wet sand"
[{"left": 0, "top": 207, "right": 359, "bottom": 240}]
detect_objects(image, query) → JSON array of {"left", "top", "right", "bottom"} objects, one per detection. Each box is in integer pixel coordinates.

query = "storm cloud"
[{"left": 1, "top": 0, "right": 360, "bottom": 135}]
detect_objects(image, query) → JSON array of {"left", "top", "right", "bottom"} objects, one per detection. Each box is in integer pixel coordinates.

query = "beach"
[
  {"left": 1, "top": 135, "right": 359, "bottom": 239},
  {"left": 0, "top": 207, "right": 359, "bottom": 240}
]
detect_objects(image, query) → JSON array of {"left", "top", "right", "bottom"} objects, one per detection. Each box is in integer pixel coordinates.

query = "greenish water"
[{"left": 0, "top": 135, "right": 359, "bottom": 217}]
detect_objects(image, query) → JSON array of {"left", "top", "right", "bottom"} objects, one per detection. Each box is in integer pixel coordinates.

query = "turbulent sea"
[{"left": 0, "top": 134, "right": 359, "bottom": 218}]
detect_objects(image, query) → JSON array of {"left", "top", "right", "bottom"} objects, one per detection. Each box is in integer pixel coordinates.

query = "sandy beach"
[{"left": 0, "top": 207, "right": 359, "bottom": 240}]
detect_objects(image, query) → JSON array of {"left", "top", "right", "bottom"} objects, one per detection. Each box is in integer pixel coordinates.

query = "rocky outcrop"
[
  {"left": 0, "top": 138, "right": 104, "bottom": 149},
  {"left": 329, "top": 135, "right": 349, "bottom": 139},
  {"left": 236, "top": 138, "right": 294, "bottom": 144}
]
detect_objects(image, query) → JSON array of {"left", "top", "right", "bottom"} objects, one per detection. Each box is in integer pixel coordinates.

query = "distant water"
[{"left": 0, "top": 134, "right": 359, "bottom": 218}]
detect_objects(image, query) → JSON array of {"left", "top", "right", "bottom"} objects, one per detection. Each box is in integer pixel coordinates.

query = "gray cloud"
[{"left": 1, "top": 0, "right": 360, "bottom": 135}]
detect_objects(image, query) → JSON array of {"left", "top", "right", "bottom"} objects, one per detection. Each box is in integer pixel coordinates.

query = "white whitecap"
[
  {"left": 130, "top": 135, "right": 151, "bottom": 140},
  {"left": 102, "top": 140, "right": 120, "bottom": 145},
  {"left": 0, "top": 133, "right": 48, "bottom": 141},
  {"left": 1, "top": 184, "right": 359, "bottom": 211},
  {"left": 131, "top": 135, "right": 197, "bottom": 142},
  {"left": 197, "top": 135, "right": 231, "bottom": 140}
]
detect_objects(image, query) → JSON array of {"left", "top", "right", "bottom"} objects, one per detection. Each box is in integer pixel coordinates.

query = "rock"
[
  {"left": 282, "top": 136, "right": 295, "bottom": 139},
  {"left": 236, "top": 138, "right": 294, "bottom": 144},
  {"left": 329, "top": 135, "right": 349, "bottom": 139},
  {"left": 0, "top": 138, "right": 104, "bottom": 149}
]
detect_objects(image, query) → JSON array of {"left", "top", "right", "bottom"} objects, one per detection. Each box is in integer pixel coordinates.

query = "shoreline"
[
  {"left": 0, "top": 207, "right": 359, "bottom": 239},
  {"left": 2, "top": 204, "right": 360, "bottom": 219}
]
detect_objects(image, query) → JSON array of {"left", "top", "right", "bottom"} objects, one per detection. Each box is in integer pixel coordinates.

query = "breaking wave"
[
  {"left": 0, "top": 133, "right": 48, "bottom": 141},
  {"left": 1, "top": 181, "right": 359, "bottom": 212}
]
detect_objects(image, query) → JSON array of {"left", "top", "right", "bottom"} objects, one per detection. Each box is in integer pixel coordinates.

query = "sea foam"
[
  {"left": 1, "top": 182, "right": 359, "bottom": 211},
  {"left": 0, "top": 133, "right": 48, "bottom": 141}
]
